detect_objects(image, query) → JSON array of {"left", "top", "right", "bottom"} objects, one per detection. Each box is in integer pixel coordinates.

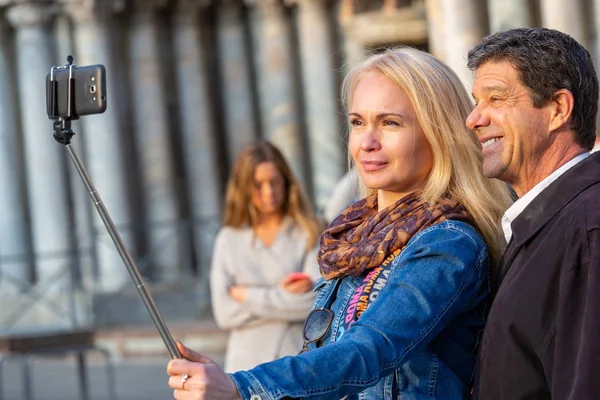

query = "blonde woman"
[
  {"left": 168, "top": 48, "right": 513, "bottom": 400},
  {"left": 209, "top": 141, "right": 321, "bottom": 372}
]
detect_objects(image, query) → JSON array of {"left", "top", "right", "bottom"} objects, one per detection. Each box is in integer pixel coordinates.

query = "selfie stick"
[{"left": 48, "top": 56, "right": 181, "bottom": 359}]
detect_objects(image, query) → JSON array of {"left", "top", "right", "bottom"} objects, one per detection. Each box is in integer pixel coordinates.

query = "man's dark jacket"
[{"left": 474, "top": 152, "right": 600, "bottom": 400}]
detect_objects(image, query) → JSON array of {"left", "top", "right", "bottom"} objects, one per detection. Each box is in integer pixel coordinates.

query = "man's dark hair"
[{"left": 467, "top": 27, "right": 599, "bottom": 150}]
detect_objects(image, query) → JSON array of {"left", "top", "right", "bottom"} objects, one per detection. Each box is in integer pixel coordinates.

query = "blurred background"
[{"left": 1, "top": 0, "right": 600, "bottom": 361}]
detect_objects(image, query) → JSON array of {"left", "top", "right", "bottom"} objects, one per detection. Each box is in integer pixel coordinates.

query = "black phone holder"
[
  {"left": 48, "top": 55, "right": 77, "bottom": 145},
  {"left": 48, "top": 56, "right": 182, "bottom": 360}
]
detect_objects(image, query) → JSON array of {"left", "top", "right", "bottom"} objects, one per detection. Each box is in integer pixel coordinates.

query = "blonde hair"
[
  {"left": 341, "top": 47, "right": 513, "bottom": 268},
  {"left": 223, "top": 141, "right": 320, "bottom": 249}
]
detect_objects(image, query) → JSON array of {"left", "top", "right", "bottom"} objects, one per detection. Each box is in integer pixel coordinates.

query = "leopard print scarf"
[{"left": 317, "top": 191, "right": 471, "bottom": 280}]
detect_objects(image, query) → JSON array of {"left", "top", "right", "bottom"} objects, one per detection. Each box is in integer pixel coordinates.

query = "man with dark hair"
[{"left": 466, "top": 27, "right": 600, "bottom": 399}]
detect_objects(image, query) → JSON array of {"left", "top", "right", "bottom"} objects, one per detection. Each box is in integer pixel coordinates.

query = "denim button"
[{"left": 250, "top": 395, "right": 262, "bottom": 400}]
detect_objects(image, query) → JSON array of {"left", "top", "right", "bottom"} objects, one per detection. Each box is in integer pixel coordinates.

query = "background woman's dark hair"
[
  {"left": 223, "top": 141, "right": 320, "bottom": 248},
  {"left": 467, "top": 27, "right": 599, "bottom": 150}
]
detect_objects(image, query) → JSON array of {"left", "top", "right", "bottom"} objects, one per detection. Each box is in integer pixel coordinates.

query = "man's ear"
[{"left": 548, "top": 89, "right": 574, "bottom": 133}]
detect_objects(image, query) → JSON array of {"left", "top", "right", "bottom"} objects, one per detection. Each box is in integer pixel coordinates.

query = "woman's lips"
[{"left": 361, "top": 161, "right": 388, "bottom": 171}]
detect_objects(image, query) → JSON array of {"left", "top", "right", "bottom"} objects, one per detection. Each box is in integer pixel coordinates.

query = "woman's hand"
[
  {"left": 167, "top": 341, "right": 242, "bottom": 400},
  {"left": 280, "top": 273, "right": 313, "bottom": 294},
  {"left": 228, "top": 285, "right": 247, "bottom": 303}
]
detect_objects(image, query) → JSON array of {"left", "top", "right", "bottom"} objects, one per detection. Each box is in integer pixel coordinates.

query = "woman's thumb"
[{"left": 176, "top": 340, "right": 215, "bottom": 364}]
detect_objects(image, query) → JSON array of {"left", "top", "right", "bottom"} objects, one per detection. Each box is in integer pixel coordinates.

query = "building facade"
[{"left": 0, "top": 0, "right": 598, "bottom": 331}]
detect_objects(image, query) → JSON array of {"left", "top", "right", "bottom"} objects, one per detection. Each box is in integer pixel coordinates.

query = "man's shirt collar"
[{"left": 502, "top": 152, "right": 589, "bottom": 243}]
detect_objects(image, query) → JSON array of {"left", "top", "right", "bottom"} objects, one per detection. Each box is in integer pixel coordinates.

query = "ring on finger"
[{"left": 181, "top": 374, "right": 189, "bottom": 390}]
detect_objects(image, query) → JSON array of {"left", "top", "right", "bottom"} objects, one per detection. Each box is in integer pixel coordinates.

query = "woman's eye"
[
  {"left": 383, "top": 119, "right": 400, "bottom": 126},
  {"left": 349, "top": 119, "right": 363, "bottom": 126}
]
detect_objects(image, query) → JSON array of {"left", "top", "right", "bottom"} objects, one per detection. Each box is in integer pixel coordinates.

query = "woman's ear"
[{"left": 548, "top": 89, "right": 574, "bottom": 133}]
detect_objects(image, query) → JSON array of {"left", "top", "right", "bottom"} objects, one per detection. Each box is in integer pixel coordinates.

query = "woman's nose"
[
  {"left": 361, "top": 127, "right": 381, "bottom": 152},
  {"left": 263, "top": 183, "right": 273, "bottom": 197}
]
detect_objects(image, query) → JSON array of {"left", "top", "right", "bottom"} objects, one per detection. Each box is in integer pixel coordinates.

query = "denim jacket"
[{"left": 229, "top": 220, "right": 491, "bottom": 400}]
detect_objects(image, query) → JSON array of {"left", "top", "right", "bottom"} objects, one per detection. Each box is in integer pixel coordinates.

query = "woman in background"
[{"left": 210, "top": 141, "right": 321, "bottom": 372}]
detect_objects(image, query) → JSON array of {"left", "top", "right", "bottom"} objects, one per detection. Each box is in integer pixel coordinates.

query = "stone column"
[
  {"left": 172, "top": 0, "right": 221, "bottom": 314},
  {"left": 337, "top": 0, "right": 364, "bottom": 79},
  {"left": 216, "top": 0, "right": 259, "bottom": 167},
  {"left": 487, "top": 0, "right": 532, "bottom": 33},
  {"left": 540, "top": 0, "right": 588, "bottom": 49},
  {"left": 595, "top": 0, "right": 600, "bottom": 65},
  {"left": 0, "top": 18, "right": 30, "bottom": 295},
  {"left": 425, "top": 0, "right": 445, "bottom": 59},
  {"left": 594, "top": 0, "right": 600, "bottom": 138},
  {"left": 68, "top": 0, "right": 133, "bottom": 292},
  {"left": 247, "top": 0, "right": 307, "bottom": 185},
  {"left": 6, "top": 3, "right": 74, "bottom": 298},
  {"left": 440, "top": 0, "right": 486, "bottom": 91},
  {"left": 295, "top": 0, "right": 344, "bottom": 213},
  {"left": 342, "top": 36, "right": 365, "bottom": 74},
  {"left": 51, "top": 12, "right": 96, "bottom": 327},
  {"left": 129, "top": 0, "right": 181, "bottom": 282}
]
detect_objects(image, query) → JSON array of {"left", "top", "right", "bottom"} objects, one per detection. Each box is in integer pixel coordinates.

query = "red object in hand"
[{"left": 286, "top": 272, "right": 310, "bottom": 282}]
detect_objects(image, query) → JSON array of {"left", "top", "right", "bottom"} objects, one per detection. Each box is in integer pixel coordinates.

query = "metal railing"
[{"left": 0, "top": 217, "right": 220, "bottom": 333}]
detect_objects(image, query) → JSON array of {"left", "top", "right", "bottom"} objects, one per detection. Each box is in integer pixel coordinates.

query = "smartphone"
[
  {"left": 287, "top": 272, "right": 310, "bottom": 283},
  {"left": 46, "top": 64, "right": 107, "bottom": 119}
]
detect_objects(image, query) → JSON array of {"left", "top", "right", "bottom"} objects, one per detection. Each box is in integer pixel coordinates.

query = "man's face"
[{"left": 466, "top": 61, "right": 553, "bottom": 187}]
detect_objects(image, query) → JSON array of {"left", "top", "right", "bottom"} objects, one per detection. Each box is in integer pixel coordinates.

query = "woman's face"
[
  {"left": 348, "top": 70, "right": 433, "bottom": 208},
  {"left": 250, "top": 161, "right": 286, "bottom": 218}
]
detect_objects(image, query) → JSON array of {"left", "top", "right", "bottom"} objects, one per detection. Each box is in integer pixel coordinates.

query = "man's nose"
[{"left": 466, "top": 105, "right": 490, "bottom": 131}]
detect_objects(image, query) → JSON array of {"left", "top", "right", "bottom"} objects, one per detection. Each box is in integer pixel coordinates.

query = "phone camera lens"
[{"left": 89, "top": 85, "right": 96, "bottom": 94}]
